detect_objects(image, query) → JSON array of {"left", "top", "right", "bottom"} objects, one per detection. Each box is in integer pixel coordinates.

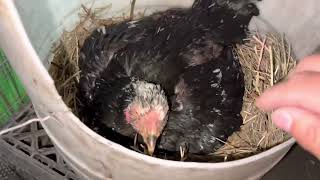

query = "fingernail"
[{"left": 272, "top": 110, "right": 293, "bottom": 132}]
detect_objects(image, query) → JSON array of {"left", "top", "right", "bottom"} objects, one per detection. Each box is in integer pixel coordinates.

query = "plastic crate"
[
  {"left": 0, "top": 104, "right": 81, "bottom": 180},
  {"left": 0, "top": 156, "right": 23, "bottom": 180}
]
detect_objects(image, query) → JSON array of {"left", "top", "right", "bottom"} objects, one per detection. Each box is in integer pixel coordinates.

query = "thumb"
[{"left": 272, "top": 107, "right": 320, "bottom": 159}]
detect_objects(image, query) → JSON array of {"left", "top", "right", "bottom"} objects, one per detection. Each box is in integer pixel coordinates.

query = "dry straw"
[
  {"left": 213, "top": 33, "right": 296, "bottom": 160},
  {"left": 49, "top": 4, "right": 296, "bottom": 161}
]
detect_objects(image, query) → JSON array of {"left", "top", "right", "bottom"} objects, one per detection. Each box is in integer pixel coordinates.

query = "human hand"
[{"left": 256, "top": 55, "right": 320, "bottom": 159}]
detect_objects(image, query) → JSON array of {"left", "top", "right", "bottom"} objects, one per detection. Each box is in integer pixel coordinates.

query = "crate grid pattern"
[{"left": 0, "top": 104, "right": 81, "bottom": 180}]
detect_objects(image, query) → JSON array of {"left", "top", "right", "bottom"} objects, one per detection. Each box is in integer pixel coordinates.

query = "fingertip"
[
  {"left": 255, "top": 88, "right": 277, "bottom": 111},
  {"left": 295, "top": 55, "right": 320, "bottom": 74},
  {"left": 255, "top": 78, "right": 297, "bottom": 111},
  {"left": 271, "top": 107, "right": 320, "bottom": 158},
  {"left": 271, "top": 109, "right": 293, "bottom": 132},
  {"left": 255, "top": 96, "right": 265, "bottom": 109}
]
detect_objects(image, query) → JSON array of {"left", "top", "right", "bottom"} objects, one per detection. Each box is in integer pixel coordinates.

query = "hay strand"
[{"left": 130, "top": 0, "right": 137, "bottom": 20}]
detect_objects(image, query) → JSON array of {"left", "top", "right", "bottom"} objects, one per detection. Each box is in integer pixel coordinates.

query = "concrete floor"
[{"left": 262, "top": 144, "right": 320, "bottom": 180}]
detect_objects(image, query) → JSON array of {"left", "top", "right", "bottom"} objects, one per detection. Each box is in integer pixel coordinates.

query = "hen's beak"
[{"left": 145, "top": 135, "right": 157, "bottom": 155}]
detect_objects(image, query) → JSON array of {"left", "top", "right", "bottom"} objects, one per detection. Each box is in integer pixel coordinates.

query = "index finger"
[
  {"left": 256, "top": 71, "right": 320, "bottom": 114},
  {"left": 293, "top": 55, "right": 320, "bottom": 74}
]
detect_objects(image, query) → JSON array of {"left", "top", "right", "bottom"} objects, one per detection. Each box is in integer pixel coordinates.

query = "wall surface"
[{"left": 249, "top": 0, "right": 320, "bottom": 59}]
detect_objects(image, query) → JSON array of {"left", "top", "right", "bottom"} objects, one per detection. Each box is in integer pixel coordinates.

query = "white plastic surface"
[
  {"left": 3, "top": 0, "right": 319, "bottom": 179},
  {"left": 249, "top": 0, "right": 320, "bottom": 59}
]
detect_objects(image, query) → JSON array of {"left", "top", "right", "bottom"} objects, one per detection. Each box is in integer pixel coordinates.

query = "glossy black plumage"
[
  {"left": 158, "top": 47, "right": 244, "bottom": 154},
  {"left": 78, "top": 0, "right": 258, "bottom": 155}
]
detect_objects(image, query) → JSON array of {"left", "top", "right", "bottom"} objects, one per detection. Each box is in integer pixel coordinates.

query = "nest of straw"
[
  {"left": 49, "top": 4, "right": 296, "bottom": 161},
  {"left": 49, "top": 5, "right": 124, "bottom": 116},
  {"left": 213, "top": 33, "right": 296, "bottom": 160}
]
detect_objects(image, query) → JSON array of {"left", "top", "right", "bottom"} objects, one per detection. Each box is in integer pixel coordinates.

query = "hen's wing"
[{"left": 159, "top": 47, "right": 244, "bottom": 154}]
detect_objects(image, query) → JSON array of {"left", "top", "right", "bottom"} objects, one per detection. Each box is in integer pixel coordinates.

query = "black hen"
[
  {"left": 78, "top": 0, "right": 259, "bottom": 155},
  {"left": 159, "top": 47, "right": 244, "bottom": 154}
]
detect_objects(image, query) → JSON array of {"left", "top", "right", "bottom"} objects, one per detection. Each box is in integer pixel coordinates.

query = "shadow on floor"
[{"left": 262, "top": 144, "right": 320, "bottom": 180}]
